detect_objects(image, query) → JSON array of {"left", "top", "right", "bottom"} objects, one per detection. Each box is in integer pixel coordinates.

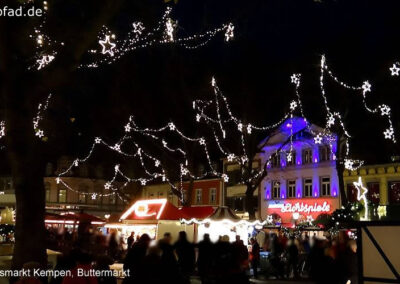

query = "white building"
[{"left": 259, "top": 117, "right": 340, "bottom": 225}]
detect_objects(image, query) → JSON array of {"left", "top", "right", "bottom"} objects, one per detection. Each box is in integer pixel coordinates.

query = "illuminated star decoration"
[
  {"left": 327, "top": 114, "right": 335, "bottom": 127},
  {"left": 35, "top": 129, "right": 44, "bottom": 138},
  {"left": 266, "top": 215, "right": 274, "bottom": 224},
  {"left": 290, "top": 101, "right": 297, "bottom": 111},
  {"left": 390, "top": 63, "right": 400, "bottom": 76},
  {"left": 287, "top": 152, "right": 292, "bottom": 162},
  {"left": 383, "top": 127, "right": 394, "bottom": 140},
  {"left": 353, "top": 176, "right": 369, "bottom": 220},
  {"left": 91, "top": 193, "right": 97, "bottom": 200},
  {"left": 199, "top": 138, "right": 205, "bottom": 145},
  {"left": 379, "top": 104, "right": 391, "bottom": 116},
  {"left": 362, "top": 81, "right": 371, "bottom": 94},
  {"left": 99, "top": 35, "right": 116, "bottom": 56},
  {"left": 37, "top": 54, "right": 55, "bottom": 70},
  {"left": 290, "top": 74, "right": 300, "bottom": 86},
  {"left": 227, "top": 153, "right": 235, "bottom": 162},
  {"left": 224, "top": 23, "right": 234, "bottom": 42},
  {"left": 104, "top": 182, "right": 111, "bottom": 190},
  {"left": 95, "top": 137, "right": 102, "bottom": 144},
  {"left": 314, "top": 134, "right": 323, "bottom": 144},
  {"left": 132, "top": 22, "right": 145, "bottom": 35},
  {"left": 306, "top": 215, "right": 314, "bottom": 224},
  {"left": 222, "top": 174, "right": 229, "bottom": 182},
  {"left": 124, "top": 123, "right": 131, "bottom": 132}
]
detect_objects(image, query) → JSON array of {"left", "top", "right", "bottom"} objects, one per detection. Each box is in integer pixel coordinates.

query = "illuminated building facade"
[{"left": 259, "top": 117, "right": 340, "bottom": 224}]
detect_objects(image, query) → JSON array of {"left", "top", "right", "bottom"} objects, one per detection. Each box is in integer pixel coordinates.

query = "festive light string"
[
  {"left": 29, "top": 6, "right": 234, "bottom": 70},
  {"left": 33, "top": 93, "right": 52, "bottom": 139}
]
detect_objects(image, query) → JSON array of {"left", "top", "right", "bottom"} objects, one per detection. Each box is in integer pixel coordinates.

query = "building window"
[
  {"left": 195, "top": 188, "right": 202, "bottom": 205},
  {"left": 58, "top": 188, "right": 67, "bottom": 203},
  {"left": 302, "top": 149, "right": 312, "bottom": 164},
  {"left": 158, "top": 191, "right": 164, "bottom": 198},
  {"left": 303, "top": 178, "right": 313, "bottom": 197},
  {"left": 346, "top": 184, "right": 357, "bottom": 202},
  {"left": 227, "top": 169, "right": 241, "bottom": 186},
  {"left": 287, "top": 180, "right": 296, "bottom": 198},
  {"left": 109, "top": 194, "right": 117, "bottom": 205},
  {"left": 320, "top": 177, "right": 331, "bottom": 196},
  {"left": 45, "top": 182, "right": 51, "bottom": 202},
  {"left": 78, "top": 193, "right": 86, "bottom": 204},
  {"left": 271, "top": 153, "right": 281, "bottom": 168},
  {"left": 389, "top": 182, "right": 400, "bottom": 204},
  {"left": 367, "top": 182, "right": 380, "bottom": 204},
  {"left": 319, "top": 146, "right": 330, "bottom": 162},
  {"left": 287, "top": 151, "right": 296, "bottom": 166},
  {"left": 209, "top": 188, "right": 217, "bottom": 205},
  {"left": 272, "top": 181, "right": 280, "bottom": 199}
]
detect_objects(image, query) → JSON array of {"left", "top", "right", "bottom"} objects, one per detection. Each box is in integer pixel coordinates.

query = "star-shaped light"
[
  {"left": 247, "top": 124, "right": 252, "bottom": 134},
  {"left": 224, "top": 23, "right": 234, "bottom": 42},
  {"left": 37, "top": 54, "right": 55, "bottom": 70},
  {"left": 113, "top": 143, "right": 121, "bottom": 151},
  {"left": 36, "top": 129, "right": 44, "bottom": 138},
  {"left": 211, "top": 77, "right": 216, "bottom": 87},
  {"left": 353, "top": 176, "right": 368, "bottom": 201},
  {"left": 124, "top": 123, "right": 131, "bottom": 132},
  {"left": 99, "top": 35, "right": 116, "bottom": 56},
  {"left": 241, "top": 156, "right": 248, "bottom": 164},
  {"left": 165, "top": 18, "right": 175, "bottom": 42},
  {"left": 114, "top": 164, "right": 120, "bottom": 172},
  {"left": 314, "top": 134, "right": 323, "bottom": 144},
  {"left": 74, "top": 159, "right": 79, "bottom": 167},
  {"left": 344, "top": 159, "right": 354, "bottom": 170},
  {"left": 237, "top": 123, "right": 243, "bottom": 132},
  {"left": 290, "top": 101, "right": 297, "bottom": 110},
  {"left": 162, "top": 140, "right": 168, "bottom": 147},
  {"left": 104, "top": 182, "right": 111, "bottom": 190},
  {"left": 56, "top": 177, "right": 61, "bottom": 184},
  {"left": 95, "top": 137, "right": 102, "bottom": 144},
  {"left": 306, "top": 215, "right": 314, "bottom": 224},
  {"left": 379, "top": 104, "right": 391, "bottom": 116},
  {"left": 266, "top": 215, "right": 273, "bottom": 224},
  {"left": 168, "top": 122, "right": 175, "bottom": 131},
  {"left": 287, "top": 152, "right": 292, "bottom": 162},
  {"left": 390, "top": 63, "right": 400, "bottom": 76},
  {"left": 140, "top": 179, "right": 147, "bottom": 186},
  {"left": 199, "top": 138, "right": 205, "bottom": 145},
  {"left": 196, "top": 114, "right": 201, "bottom": 122},
  {"left": 327, "top": 114, "right": 335, "bottom": 127},
  {"left": 362, "top": 81, "right": 371, "bottom": 94},
  {"left": 222, "top": 174, "right": 229, "bottom": 182},
  {"left": 290, "top": 74, "right": 300, "bottom": 86},
  {"left": 132, "top": 22, "right": 144, "bottom": 35},
  {"left": 227, "top": 153, "right": 235, "bottom": 162},
  {"left": 155, "top": 160, "right": 160, "bottom": 167},
  {"left": 91, "top": 193, "right": 97, "bottom": 200},
  {"left": 383, "top": 127, "right": 394, "bottom": 140}
]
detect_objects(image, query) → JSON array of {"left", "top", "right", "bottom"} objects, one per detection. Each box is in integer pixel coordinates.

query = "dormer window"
[
  {"left": 319, "top": 146, "right": 330, "bottom": 162},
  {"left": 302, "top": 149, "right": 312, "bottom": 164},
  {"left": 271, "top": 153, "right": 281, "bottom": 168}
]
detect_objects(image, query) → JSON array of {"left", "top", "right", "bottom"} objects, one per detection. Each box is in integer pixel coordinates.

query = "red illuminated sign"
[{"left": 120, "top": 199, "right": 167, "bottom": 220}]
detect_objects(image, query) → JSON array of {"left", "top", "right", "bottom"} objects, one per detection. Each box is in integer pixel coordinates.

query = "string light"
[
  {"left": 353, "top": 176, "right": 369, "bottom": 220},
  {"left": 390, "top": 63, "right": 400, "bottom": 76},
  {"left": 99, "top": 35, "right": 116, "bottom": 56}
]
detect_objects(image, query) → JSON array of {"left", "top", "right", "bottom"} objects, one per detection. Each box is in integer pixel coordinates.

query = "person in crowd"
[
  {"left": 250, "top": 237, "right": 260, "bottom": 279},
  {"left": 50, "top": 254, "right": 75, "bottom": 284},
  {"left": 269, "top": 233, "right": 284, "bottom": 279},
  {"left": 94, "top": 255, "right": 117, "bottom": 284},
  {"left": 142, "top": 246, "right": 163, "bottom": 284},
  {"left": 62, "top": 249, "right": 98, "bottom": 284},
  {"left": 286, "top": 236, "right": 299, "bottom": 279},
  {"left": 197, "top": 233, "right": 214, "bottom": 284},
  {"left": 232, "top": 236, "right": 250, "bottom": 283},
  {"left": 126, "top": 232, "right": 135, "bottom": 249},
  {"left": 214, "top": 235, "right": 235, "bottom": 282},
  {"left": 158, "top": 232, "right": 180, "bottom": 282},
  {"left": 174, "top": 231, "right": 195, "bottom": 284},
  {"left": 15, "top": 262, "right": 43, "bottom": 284},
  {"left": 123, "top": 234, "right": 151, "bottom": 283},
  {"left": 107, "top": 231, "right": 119, "bottom": 260}
]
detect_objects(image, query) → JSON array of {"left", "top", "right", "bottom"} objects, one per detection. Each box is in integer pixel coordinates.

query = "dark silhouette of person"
[
  {"left": 123, "top": 234, "right": 151, "bottom": 283},
  {"left": 95, "top": 255, "right": 117, "bottom": 284},
  {"left": 232, "top": 236, "right": 250, "bottom": 283},
  {"left": 250, "top": 237, "right": 260, "bottom": 279},
  {"left": 287, "top": 236, "right": 299, "bottom": 279},
  {"left": 126, "top": 232, "right": 135, "bottom": 249},
  {"left": 197, "top": 233, "right": 214, "bottom": 284},
  {"left": 108, "top": 232, "right": 119, "bottom": 260},
  {"left": 214, "top": 235, "right": 235, "bottom": 282},
  {"left": 174, "top": 231, "right": 195, "bottom": 284},
  {"left": 158, "top": 232, "right": 180, "bottom": 282},
  {"left": 142, "top": 246, "right": 163, "bottom": 284}
]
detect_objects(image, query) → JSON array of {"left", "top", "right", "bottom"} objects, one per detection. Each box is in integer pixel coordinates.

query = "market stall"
[
  {"left": 45, "top": 212, "right": 105, "bottom": 230},
  {"left": 106, "top": 198, "right": 214, "bottom": 242},
  {"left": 181, "top": 206, "right": 266, "bottom": 243}
]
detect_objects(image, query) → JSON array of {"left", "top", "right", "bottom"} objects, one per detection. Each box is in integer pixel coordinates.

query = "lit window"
[
  {"left": 58, "top": 189, "right": 67, "bottom": 203},
  {"left": 158, "top": 191, "right": 164, "bottom": 198},
  {"left": 320, "top": 177, "right": 331, "bottom": 196},
  {"left": 302, "top": 149, "right": 312, "bottom": 164},
  {"left": 195, "top": 188, "right": 202, "bottom": 205},
  {"left": 209, "top": 188, "right": 217, "bottom": 204},
  {"left": 272, "top": 181, "right": 280, "bottom": 199},
  {"left": 78, "top": 193, "right": 86, "bottom": 204},
  {"left": 271, "top": 153, "right": 281, "bottom": 168},
  {"left": 287, "top": 180, "right": 296, "bottom": 198},
  {"left": 45, "top": 182, "right": 51, "bottom": 202},
  {"left": 303, "top": 178, "right": 313, "bottom": 197},
  {"left": 287, "top": 151, "right": 296, "bottom": 166}
]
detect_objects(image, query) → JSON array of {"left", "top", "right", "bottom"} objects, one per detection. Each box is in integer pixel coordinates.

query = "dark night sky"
[{"left": 8, "top": 0, "right": 400, "bottom": 172}]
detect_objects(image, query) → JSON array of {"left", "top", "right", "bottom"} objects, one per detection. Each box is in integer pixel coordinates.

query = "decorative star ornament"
[
  {"left": 224, "top": 23, "right": 234, "bottom": 42},
  {"left": 124, "top": 123, "right": 131, "bottom": 132},
  {"left": 290, "top": 101, "right": 297, "bottom": 111},
  {"left": 314, "top": 134, "right": 323, "bottom": 144},
  {"left": 227, "top": 153, "right": 235, "bottom": 162},
  {"left": 104, "top": 182, "right": 111, "bottom": 190},
  {"left": 379, "top": 104, "right": 391, "bottom": 116},
  {"left": 383, "top": 127, "right": 394, "bottom": 140},
  {"left": 306, "top": 215, "right": 314, "bottom": 224},
  {"left": 222, "top": 174, "right": 229, "bottom": 182},
  {"left": 199, "top": 138, "right": 206, "bottom": 145},
  {"left": 267, "top": 215, "right": 274, "bottom": 224},
  {"left": 362, "top": 81, "right": 371, "bottom": 94},
  {"left": 95, "top": 137, "right": 102, "bottom": 144},
  {"left": 353, "top": 176, "right": 368, "bottom": 201},
  {"left": 290, "top": 74, "right": 300, "bottom": 86},
  {"left": 390, "top": 63, "right": 400, "bottom": 76},
  {"left": 247, "top": 124, "right": 252, "bottom": 134},
  {"left": 168, "top": 122, "right": 176, "bottom": 131},
  {"left": 286, "top": 152, "right": 292, "bottom": 162},
  {"left": 327, "top": 114, "right": 335, "bottom": 127},
  {"left": 99, "top": 35, "right": 116, "bottom": 56},
  {"left": 91, "top": 193, "right": 97, "bottom": 200},
  {"left": 132, "top": 22, "right": 144, "bottom": 35}
]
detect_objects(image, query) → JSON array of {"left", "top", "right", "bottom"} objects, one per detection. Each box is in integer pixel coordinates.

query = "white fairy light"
[
  {"left": 165, "top": 18, "right": 175, "bottom": 42},
  {"left": 222, "top": 174, "right": 229, "bottom": 182},
  {"left": 91, "top": 193, "right": 97, "bottom": 200},
  {"left": 379, "top": 104, "right": 391, "bottom": 116},
  {"left": 353, "top": 176, "right": 369, "bottom": 220},
  {"left": 287, "top": 152, "right": 292, "bottom": 162},
  {"left": 35, "top": 130, "right": 44, "bottom": 138},
  {"left": 237, "top": 123, "right": 243, "bottom": 132},
  {"left": 247, "top": 124, "right": 252, "bottom": 134},
  {"left": 314, "top": 134, "right": 323, "bottom": 144},
  {"left": 95, "top": 137, "right": 102, "bottom": 144},
  {"left": 224, "top": 23, "right": 234, "bottom": 42},
  {"left": 0, "top": 121, "right": 5, "bottom": 138},
  {"left": 266, "top": 215, "right": 274, "bottom": 224},
  {"left": 199, "top": 138, "right": 206, "bottom": 145},
  {"left": 227, "top": 154, "right": 235, "bottom": 162},
  {"left": 132, "top": 22, "right": 144, "bottom": 35},
  {"left": 104, "top": 182, "right": 112, "bottom": 190},
  {"left": 168, "top": 122, "right": 176, "bottom": 131},
  {"left": 289, "top": 101, "right": 297, "bottom": 111},
  {"left": 390, "top": 63, "right": 400, "bottom": 76},
  {"left": 37, "top": 54, "right": 55, "bottom": 70},
  {"left": 196, "top": 114, "right": 201, "bottom": 122},
  {"left": 99, "top": 35, "right": 116, "bottom": 56},
  {"left": 124, "top": 123, "right": 131, "bottom": 132},
  {"left": 306, "top": 215, "right": 314, "bottom": 224},
  {"left": 383, "top": 127, "right": 394, "bottom": 140},
  {"left": 362, "top": 81, "right": 371, "bottom": 94}
]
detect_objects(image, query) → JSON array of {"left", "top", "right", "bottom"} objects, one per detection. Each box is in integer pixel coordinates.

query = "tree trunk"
[
  {"left": 245, "top": 186, "right": 256, "bottom": 220},
  {"left": 5, "top": 92, "right": 47, "bottom": 270}
]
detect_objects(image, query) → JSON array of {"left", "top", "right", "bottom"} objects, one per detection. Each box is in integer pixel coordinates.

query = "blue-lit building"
[{"left": 259, "top": 117, "right": 340, "bottom": 224}]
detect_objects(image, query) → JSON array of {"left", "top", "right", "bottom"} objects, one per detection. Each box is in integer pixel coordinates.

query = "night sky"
[{"left": 4, "top": 0, "right": 400, "bottom": 174}]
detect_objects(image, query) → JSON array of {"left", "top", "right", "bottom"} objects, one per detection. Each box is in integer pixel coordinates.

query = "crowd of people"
[{"left": 12, "top": 225, "right": 358, "bottom": 284}]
